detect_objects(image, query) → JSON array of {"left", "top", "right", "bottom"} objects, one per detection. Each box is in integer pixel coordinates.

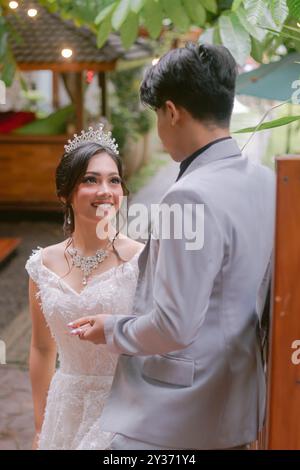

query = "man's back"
[{"left": 101, "top": 139, "right": 276, "bottom": 449}]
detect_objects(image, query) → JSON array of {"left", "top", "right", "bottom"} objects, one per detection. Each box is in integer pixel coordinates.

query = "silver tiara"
[{"left": 64, "top": 124, "right": 119, "bottom": 155}]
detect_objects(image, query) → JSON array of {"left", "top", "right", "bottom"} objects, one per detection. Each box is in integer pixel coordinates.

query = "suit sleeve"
[{"left": 104, "top": 188, "right": 224, "bottom": 355}]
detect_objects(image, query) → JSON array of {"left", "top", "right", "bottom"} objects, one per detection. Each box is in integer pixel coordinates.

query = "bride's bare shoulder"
[
  {"left": 115, "top": 235, "right": 144, "bottom": 261},
  {"left": 42, "top": 240, "right": 69, "bottom": 269}
]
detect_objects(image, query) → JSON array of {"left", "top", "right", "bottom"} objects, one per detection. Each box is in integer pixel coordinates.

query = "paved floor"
[{"left": 0, "top": 365, "right": 34, "bottom": 450}]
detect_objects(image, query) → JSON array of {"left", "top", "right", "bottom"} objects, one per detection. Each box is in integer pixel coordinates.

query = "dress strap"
[{"left": 25, "top": 247, "right": 43, "bottom": 284}]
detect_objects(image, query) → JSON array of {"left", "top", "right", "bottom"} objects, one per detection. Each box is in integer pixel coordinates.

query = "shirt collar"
[{"left": 176, "top": 136, "right": 232, "bottom": 181}]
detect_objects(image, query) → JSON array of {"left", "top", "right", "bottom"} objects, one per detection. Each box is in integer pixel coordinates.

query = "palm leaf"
[{"left": 234, "top": 115, "right": 300, "bottom": 133}]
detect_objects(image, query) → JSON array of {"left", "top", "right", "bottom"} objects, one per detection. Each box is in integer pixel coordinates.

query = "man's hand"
[{"left": 67, "top": 315, "right": 110, "bottom": 344}]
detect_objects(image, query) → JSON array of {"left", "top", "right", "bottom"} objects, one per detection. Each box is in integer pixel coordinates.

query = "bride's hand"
[{"left": 67, "top": 315, "right": 109, "bottom": 345}]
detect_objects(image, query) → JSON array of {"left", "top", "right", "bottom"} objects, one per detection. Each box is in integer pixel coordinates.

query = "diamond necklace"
[{"left": 68, "top": 241, "right": 110, "bottom": 286}]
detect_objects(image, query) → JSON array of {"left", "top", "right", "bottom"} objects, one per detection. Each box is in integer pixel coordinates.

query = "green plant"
[
  {"left": 14, "top": 104, "right": 75, "bottom": 135},
  {"left": 20, "top": 88, "right": 45, "bottom": 113},
  {"left": 109, "top": 65, "right": 153, "bottom": 153}
]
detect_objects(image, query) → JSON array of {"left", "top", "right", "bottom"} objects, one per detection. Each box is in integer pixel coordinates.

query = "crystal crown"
[{"left": 64, "top": 124, "right": 119, "bottom": 155}]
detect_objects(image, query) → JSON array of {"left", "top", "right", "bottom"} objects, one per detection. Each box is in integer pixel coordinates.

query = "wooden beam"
[
  {"left": 17, "top": 61, "right": 117, "bottom": 73},
  {"left": 265, "top": 156, "right": 300, "bottom": 449}
]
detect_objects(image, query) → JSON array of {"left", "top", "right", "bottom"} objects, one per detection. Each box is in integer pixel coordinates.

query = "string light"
[
  {"left": 27, "top": 8, "right": 38, "bottom": 17},
  {"left": 61, "top": 48, "right": 73, "bottom": 59},
  {"left": 9, "top": 1, "right": 19, "bottom": 9}
]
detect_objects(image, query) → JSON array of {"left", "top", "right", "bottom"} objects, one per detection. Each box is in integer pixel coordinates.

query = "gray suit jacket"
[{"left": 101, "top": 138, "right": 275, "bottom": 449}]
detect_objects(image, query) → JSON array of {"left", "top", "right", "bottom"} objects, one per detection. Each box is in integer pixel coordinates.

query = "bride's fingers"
[
  {"left": 67, "top": 317, "right": 93, "bottom": 328},
  {"left": 69, "top": 325, "right": 90, "bottom": 338}
]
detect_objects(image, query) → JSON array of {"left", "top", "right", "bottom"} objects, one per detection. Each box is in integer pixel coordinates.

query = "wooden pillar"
[
  {"left": 52, "top": 72, "right": 59, "bottom": 110},
  {"left": 98, "top": 72, "right": 107, "bottom": 117},
  {"left": 265, "top": 156, "right": 300, "bottom": 449},
  {"left": 74, "top": 72, "right": 84, "bottom": 132}
]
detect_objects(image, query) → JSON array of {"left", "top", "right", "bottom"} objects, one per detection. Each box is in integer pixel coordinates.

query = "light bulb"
[
  {"left": 28, "top": 8, "right": 38, "bottom": 17},
  {"left": 61, "top": 48, "right": 73, "bottom": 59},
  {"left": 9, "top": 1, "right": 19, "bottom": 9}
]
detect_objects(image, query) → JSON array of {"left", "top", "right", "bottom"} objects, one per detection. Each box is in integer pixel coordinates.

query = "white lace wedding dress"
[{"left": 25, "top": 247, "right": 141, "bottom": 450}]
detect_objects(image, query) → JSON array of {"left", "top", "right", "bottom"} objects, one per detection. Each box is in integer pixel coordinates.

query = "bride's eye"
[
  {"left": 82, "top": 176, "right": 97, "bottom": 184},
  {"left": 111, "top": 177, "right": 122, "bottom": 184}
]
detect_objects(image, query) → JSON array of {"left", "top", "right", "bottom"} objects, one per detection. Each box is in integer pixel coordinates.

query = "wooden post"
[
  {"left": 265, "top": 156, "right": 300, "bottom": 449},
  {"left": 74, "top": 72, "right": 84, "bottom": 132},
  {"left": 99, "top": 72, "right": 107, "bottom": 117},
  {"left": 52, "top": 71, "right": 59, "bottom": 110}
]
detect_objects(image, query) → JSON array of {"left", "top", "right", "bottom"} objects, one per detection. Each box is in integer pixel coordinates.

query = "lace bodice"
[{"left": 25, "top": 247, "right": 140, "bottom": 377}]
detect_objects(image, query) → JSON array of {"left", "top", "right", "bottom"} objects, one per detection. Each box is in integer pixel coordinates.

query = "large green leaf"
[
  {"left": 0, "top": 31, "right": 7, "bottom": 58},
  {"left": 72, "top": 1, "right": 97, "bottom": 24},
  {"left": 142, "top": 0, "right": 164, "bottom": 39},
  {"left": 112, "top": 0, "right": 131, "bottom": 30},
  {"left": 270, "top": 0, "right": 289, "bottom": 26},
  {"left": 219, "top": 12, "right": 251, "bottom": 65},
  {"left": 231, "top": 0, "right": 244, "bottom": 11},
  {"left": 182, "top": 0, "right": 206, "bottom": 26},
  {"left": 162, "top": 0, "right": 191, "bottom": 31},
  {"left": 250, "top": 36, "right": 263, "bottom": 62},
  {"left": 236, "top": 6, "right": 267, "bottom": 42},
  {"left": 97, "top": 14, "right": 112, "bottom": 47},
  {"left": 0, "top": 59, "right": 15, "bottom": 87},
  {"left": 234, "top": 115, "right": 300, "bottom": 133},
  {"left": 287, "top": 0, "right": 300, "bottom": 19},
  {"left": 244, "top": 0, "right": 276, "bottom": 29},
  {"left": 120, "top": 11, "right": 139, "bottom": 48},
  {"left": 130, "top": 0, "right": 145, "bottom": 13},
  {"left": 14, "top": 105, "right": 75, "bottom": 136},
  {"left": 202, "top": 0, "right": 218, "bottom": 14},
  {"left": 95, "top": 3, "right": 116, "bottom": 25}
]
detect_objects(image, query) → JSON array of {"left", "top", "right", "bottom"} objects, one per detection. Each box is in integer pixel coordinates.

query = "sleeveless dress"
[{"left": 25, "top": 247, "right": 141, "bottom": 450}]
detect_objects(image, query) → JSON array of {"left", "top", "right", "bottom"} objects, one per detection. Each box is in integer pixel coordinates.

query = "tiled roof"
[{"left": 7, "top": 0, "right": 152, "bottom": 69}]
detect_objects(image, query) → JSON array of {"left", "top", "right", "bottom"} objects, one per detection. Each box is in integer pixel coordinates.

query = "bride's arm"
[{"left": 28, "top": 278, "right": 57, "bottom": 449}]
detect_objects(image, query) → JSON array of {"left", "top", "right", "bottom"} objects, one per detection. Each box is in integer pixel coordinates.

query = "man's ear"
[{"left": 165, "top": 100, "right": 180, "bottom": 126}]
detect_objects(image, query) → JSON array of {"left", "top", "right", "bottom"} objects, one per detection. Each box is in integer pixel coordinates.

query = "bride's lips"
[
  {"left": 91, "top": 201, "right": 113, "bottom": 207},
  {"left": 92, "top": 202, "right": 115, "bottom": 216}
]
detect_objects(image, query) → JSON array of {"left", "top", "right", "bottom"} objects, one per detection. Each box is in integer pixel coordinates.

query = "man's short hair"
[{"left": 140, "top": 43, "right": 237, "bottom": 128}]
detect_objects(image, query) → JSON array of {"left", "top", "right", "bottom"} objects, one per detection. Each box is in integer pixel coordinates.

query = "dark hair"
[
  {"left": 56, "top": 142, "right": 129, "bottom": 237},
  {"left": 140, "top": 43, "right": 237, "bottom": 127}
]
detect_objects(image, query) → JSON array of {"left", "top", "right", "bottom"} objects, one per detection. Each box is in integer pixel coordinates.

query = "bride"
[{"left": 25, "top": 125, "right": 143, "bottom": 450}]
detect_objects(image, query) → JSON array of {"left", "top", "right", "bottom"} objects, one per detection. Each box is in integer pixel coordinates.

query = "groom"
[{"left": 70, "top": 44, "right": 275, "bottom": 449}]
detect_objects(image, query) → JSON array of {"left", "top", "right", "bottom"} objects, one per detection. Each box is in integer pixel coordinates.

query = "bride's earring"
[{"left": 67, "top": 206, "right": 72, "bottom": 225}]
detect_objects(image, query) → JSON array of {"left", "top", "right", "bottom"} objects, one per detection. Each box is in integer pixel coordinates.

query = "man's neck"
[{"left": 176, "top": 126, "right": 230, "bottom": 163}]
